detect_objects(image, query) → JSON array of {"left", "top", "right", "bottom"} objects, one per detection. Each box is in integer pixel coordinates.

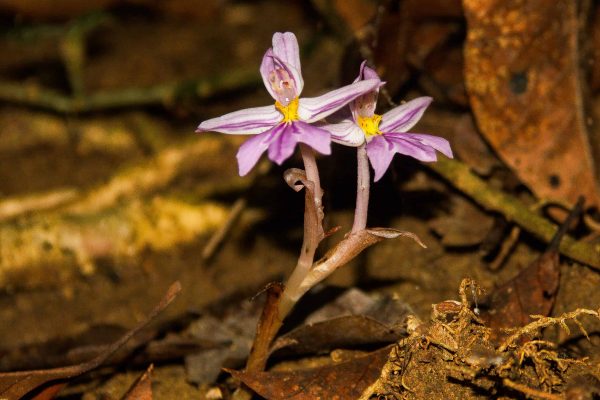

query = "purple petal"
[
  {"left": 260, "top": 49, "right": 303, "bottom": 103},
  {"left": 366, "top": 133, "right": 441, "bottom": 181},
  {"left": 297, "top": 78, "right": 381, "bottom": 123},
  {"left": 272, "top": 32, "right": 302, "bottom": 79},
  {"left": 293, "top": 121, "right": 331, "bottom": 155},
  {"left": 366, "top": 136, "right": 396, "bottom": 182},
  {"left": 352, "top": 61, "right": 381, "bottom": 84},
  {"left": 322, "top": 119, "right": 365, "bottom": 147},
  {"left": 350, "top": 62, "right": 383, "bottom": 120},
  {"left": 401, "top": 133, "right": 453, "bottom": 159},
  {"left": 358, "top": 60, "right": 380, "bottom": 81},
  {"left": 385, "top": 133, "right": 438, "bottom": 162},
  {"left": 236, "top": 125, "right": 283, "bottom": 176},
  {"left": 267, "top": 121, "right": 331, "bottom": 165},
  {"left": 196, "top": 105, "right": 281, "bottom": 135},
  {"left": 379, "top": 97, "right": 432, "bottom": 133}
]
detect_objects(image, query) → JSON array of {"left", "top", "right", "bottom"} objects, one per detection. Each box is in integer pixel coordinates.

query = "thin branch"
[
  {"left": 501, "top": 378, "right": 562, "bottom": 400},
  {"left": 201, "top": 197, "right": 247, "bottom": 261},
  {"left": 0, "top": 188, "right": 79, "bottom": 222},
  {"left": 429, "top": 157, "right": 600, "bottom": 270},
  {"left": 0, "top": 68, "right": 260, "bottom": 113}
]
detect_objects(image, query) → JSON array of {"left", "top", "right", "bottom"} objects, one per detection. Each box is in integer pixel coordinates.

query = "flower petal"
[
  {"left": 402, "top": 133, "right": 454, "bottom": 159},
  {"left": 297, "top": 78, "right": 381, "bottom": 123},
  {"left": 351, "top": 61, "right": 383, "bottom": 120},
  {"left": 267, "top": 124, "right": 298, "bottom": 165},
  {"left": 385, "top": 133, "right": 438, "bottom": 162},
  {"left": 379, "top": 97, "right": 432, "bottom": 133},
  {"left": 196, "top": 105, "right": 281, "bottom": 135},
  {"left": 267, "top": 121, "right": 331, "bottom": 165},
  {"left": 272, "top": 32, "right": 302, "bottom": 83},
  {"left": 366, "top": 135, "right": 396, "bottom": 182},
  {"left": 260, "top": 49, "right": 303, "bottom": 103},
  {"left": 353, "top": 60, "right": 380, "bottom": 83},
  {"left": 293, "top": 121, "right": 331, "bottom": 155},
  {"left": 236, "top": 124, "right": 283, "bottom": 176},
  {"left": 322, "top": 119, "right": 365, "bottom": 147}
]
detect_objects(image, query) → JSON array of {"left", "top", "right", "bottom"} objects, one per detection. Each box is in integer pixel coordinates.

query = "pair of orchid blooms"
[
  {"left": 197, "top": 32, "right": 452, "bottom": 322},
  {"left": 197, "top": 32, "right": 452, "bottom": 182}
]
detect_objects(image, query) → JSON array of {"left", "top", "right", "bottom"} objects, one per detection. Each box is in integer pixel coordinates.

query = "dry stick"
[
  {"left": 0, "top": 68, "right": 259, "bottom": 113},
  {"left": 202, "top": 161, "right": 272, "bottom": 261},
  {"left": 428, "top": 157, "right": 600, "bottom": 270},
  {"left": 0, "top": 137, "right": 248, "bottom": 222},
  {"left": 498, "top": 308, "right": 600, "bottom": 352},
  {"left": 501, "top": 378, "right": 562, "bottom": 400},
  {"left": 65, "top": 137, "right": 237, "bottom": 215},
  {"left": 488, "top": 225, "right": 521, "bottom": 271},
  {"left": 0, "top": 188, "right": 80, "bottom": 222},
  {"left": 201, "top": 197, "right": 247, "bottom": 261}
]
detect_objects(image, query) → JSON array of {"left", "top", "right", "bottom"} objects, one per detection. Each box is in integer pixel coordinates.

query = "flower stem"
[
  {"left": 352, "top": 143, "right": 370, "bottom": 233},
  {"left": 242, "top": 144, "right": 326, "bottom": 388},
  {"left": 299, "top": 143, "right": 323, "bottom": 209},
  {"left": 279, "top": 144, "right": 325, "bottom": 317}
]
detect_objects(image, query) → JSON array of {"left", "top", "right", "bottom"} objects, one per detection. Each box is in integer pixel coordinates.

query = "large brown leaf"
[
  {"left": 228, "top": 345, "right": 392, "bottom": 400},
  {"left": 0, "top": 282, "right": 180, "bottom": 400},
  {"left": 463, "top": 0, "right": 600, "bottom": 206}
]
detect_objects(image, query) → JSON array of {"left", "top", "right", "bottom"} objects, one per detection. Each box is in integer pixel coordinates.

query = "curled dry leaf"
[
  {"left": 283, "top": 168, "right": 309, "bottom": 193},
  {"left": 366, "top": 228, "right": 426, "bottom": 248},
  {"left": 283, "top": 167, "right": 324, "bottom": 242}
]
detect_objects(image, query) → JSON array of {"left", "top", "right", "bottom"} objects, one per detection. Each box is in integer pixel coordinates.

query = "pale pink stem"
[
  {"left": 352, "top": 143, "right": 370, "bottom": 233},
  {"left": 279, "top": 144, "right": 325, "bottom": 317},
  {"left": 299, "top": 144, "right": 323, "bottom": 209}
]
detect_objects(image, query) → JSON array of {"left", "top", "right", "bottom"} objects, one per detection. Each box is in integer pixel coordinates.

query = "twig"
[
  {"left": 0, "top": 197, "right": 231, "bottom": 289},
  {"left": 488, "top": 225, "right": 520, "bottom": 271},
  {"left": 499, "top": 308, "right": 600, "bottom": 352},
  {"left": 201, "top": 197, "right": 247, "bottom": 261},
  {"left": 0, "top": 68, "right": 259, "bottom": 113},
  {"left": 64, "top": 136, "right": 238, "bottom": 215},
  {"left": 0, "top": 188, "right": 79, "bottom": 222},
  {"left": 428, "top": 157, "right": 600, "bottom": 270},
  {"left": 0, "top": 136, "right": 245, "bottom": 222},
  {"left": 501, "top": 378, "right": 562, "bottom": 400}
]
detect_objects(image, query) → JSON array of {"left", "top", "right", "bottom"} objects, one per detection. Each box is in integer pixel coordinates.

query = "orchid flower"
[
  {"left": 196, "top": 32, "right": 381, "bottom": 176},
  {"left": 325, "top": 61, "right": 453, "bottom": 182}
]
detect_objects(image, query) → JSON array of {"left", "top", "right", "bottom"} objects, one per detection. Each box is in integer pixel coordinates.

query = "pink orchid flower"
[
  {"left": 196, "top": 32, "right": 380, "bottom": 176},
  {"left": 325, "top": 62, "right": 453, "bottom": 181}
]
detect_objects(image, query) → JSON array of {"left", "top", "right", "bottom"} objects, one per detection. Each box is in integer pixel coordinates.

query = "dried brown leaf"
[
  {"left": 121, "top": 364, "right": 153, "bottom": 400},
  {"left": 482, "top": 250, "right": 560, "bottom": 342},
  {"left": 0, "top": 282, "right": 180, "bottom": 400},
  {"left": 228, "top": 345, "right": 392, "bottom": 400},
  {"left": 464, "top": 0, "right": 600, "bottom": 206},
  {"left": 271, "top": 315, "right": 403, "bottom": 356}
]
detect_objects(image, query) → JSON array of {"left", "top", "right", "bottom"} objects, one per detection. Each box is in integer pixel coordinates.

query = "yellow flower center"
[
  {"left": 275, "top": 97, "right": 300, "bottom": 123},
  {"left": 357, "top": 114, "right": 383, "bottom": 137}
]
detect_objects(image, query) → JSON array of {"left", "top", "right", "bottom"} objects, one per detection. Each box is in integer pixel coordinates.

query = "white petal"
[
  {"left": 322, "top": 119, "right": 365, "bottom": 147},
  {"left": 197, "top": 104, "right": 281, "bottom": 135},
  {"left": 379, "top": 97, "right": 432, "bottom": 133},
  {"left": 297, "top": 79, "right": 381, "bottom": 123}
]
